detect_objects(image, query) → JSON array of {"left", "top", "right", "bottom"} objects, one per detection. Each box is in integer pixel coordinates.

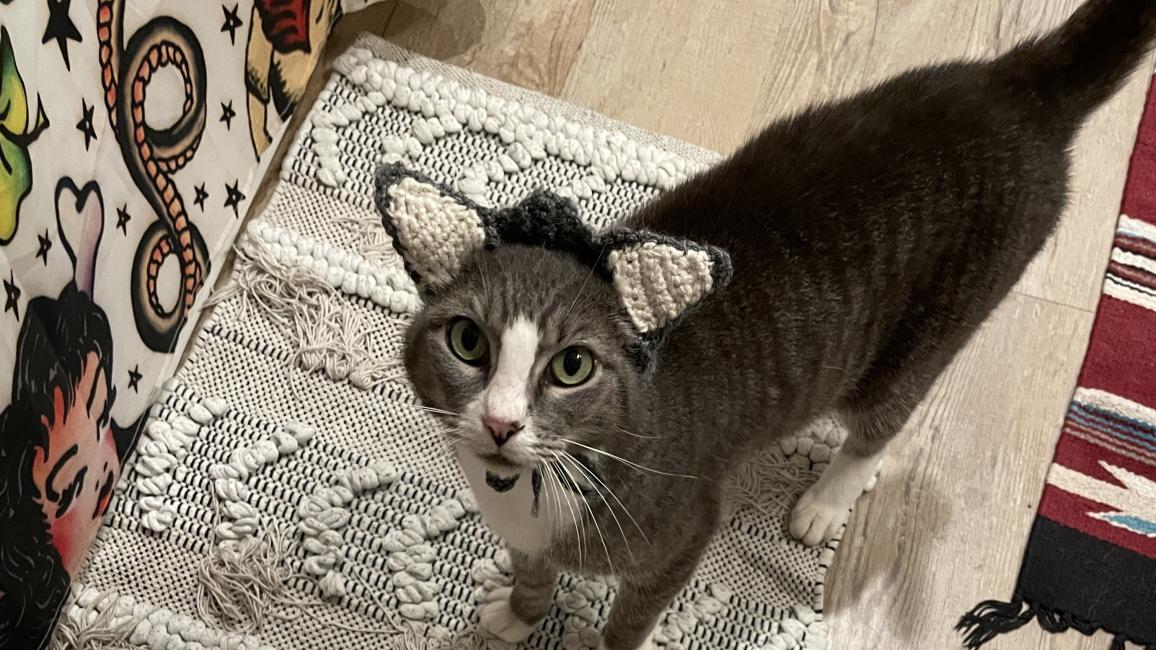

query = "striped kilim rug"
[
  {"left": 958, "top": 71, "right": 1156, "bottom": 650},
  {"left": 55, "top": 36, "right": 850, "bottom": 650}
]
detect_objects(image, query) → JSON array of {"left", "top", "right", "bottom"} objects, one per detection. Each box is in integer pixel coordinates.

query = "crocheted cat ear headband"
[{"left": 373, "top": 162, "right": 733, "bottom": 338}]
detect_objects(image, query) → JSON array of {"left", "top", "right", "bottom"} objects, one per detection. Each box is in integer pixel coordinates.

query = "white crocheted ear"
[
  {"left": 605, "top": 237, "right": 732, "bottom": 335},
  {"left": 377, "top": 172, "right": 487, "bottom": 290}
]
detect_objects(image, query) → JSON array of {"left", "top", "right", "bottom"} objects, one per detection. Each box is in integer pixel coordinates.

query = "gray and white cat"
[{"left": 374, "top": 2, "right": 1156, "bottom": 648}]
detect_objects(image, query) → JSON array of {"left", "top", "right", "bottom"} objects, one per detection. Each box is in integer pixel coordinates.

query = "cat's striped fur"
[{"left": 389, "top": 2, "right": 1156, "bottom": 648}]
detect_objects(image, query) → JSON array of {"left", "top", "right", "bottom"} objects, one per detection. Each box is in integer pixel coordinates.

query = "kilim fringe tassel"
[
  {"left": 955, "top": 599, "right": 1037, "bottom": 648},
  {"left": 958, "top": 599, "right": 1156, "bottom": 649}
]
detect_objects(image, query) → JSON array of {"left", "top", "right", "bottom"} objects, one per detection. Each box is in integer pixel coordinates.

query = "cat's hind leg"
[
  {"left": 790, "top": 308, "right": 971, "bottom": 547},
  {"left": 796, "top": 335, "right": 973, "bottom": 545},
  {"left": 788, "top": 410, "right": 886, "bottom": 546}
]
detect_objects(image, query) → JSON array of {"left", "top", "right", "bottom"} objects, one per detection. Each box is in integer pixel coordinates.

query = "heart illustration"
[{"left": 54, "top": 177, "right": 105, "bottom": 295}]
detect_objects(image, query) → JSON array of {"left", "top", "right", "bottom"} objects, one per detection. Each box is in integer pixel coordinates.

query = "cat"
[{"left": 373, "top": 1, "right": 1156, "bottom": 648}]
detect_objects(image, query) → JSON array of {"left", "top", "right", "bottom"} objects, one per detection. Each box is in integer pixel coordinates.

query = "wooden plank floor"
[{"left": 244, "top": 1, "right": 1154, "bottom": 648}]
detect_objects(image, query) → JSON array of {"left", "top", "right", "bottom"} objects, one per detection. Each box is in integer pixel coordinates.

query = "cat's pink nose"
[{"left": 483, "top": 415, "right": 523, "bottom": 446}]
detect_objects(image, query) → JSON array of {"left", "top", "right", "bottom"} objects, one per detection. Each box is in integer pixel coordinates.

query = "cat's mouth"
[
  {"left": 476, "top": 450, "right": 524, "bottom": 471},
  {"left": 457, "top": 436, "right": 539, "bottom": 471}
]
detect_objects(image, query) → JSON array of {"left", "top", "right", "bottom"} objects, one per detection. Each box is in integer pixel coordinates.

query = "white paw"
[
  {"left": 478, "top": 587, "right": 536, "bottom": 643},
  {"left": 788, "top": 487, "right": 849, "bottom": 547},
  {"left": 789, "top": 450, "right": 882, "bottom": 546}
]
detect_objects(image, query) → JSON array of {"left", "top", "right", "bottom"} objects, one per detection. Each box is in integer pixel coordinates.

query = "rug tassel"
[{"left": 955, "top": 599, "right": 1036, "bottom": 649}]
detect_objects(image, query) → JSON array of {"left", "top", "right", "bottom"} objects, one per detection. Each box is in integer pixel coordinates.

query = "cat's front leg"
[
  {"left": 598, "top": 630, "right": 656, "bottom": 650},
  {"left": 598, "top": 543, "right": 705, "bottom": 650},
  {"left": 478, "top": 549, "right": 557, "bottom": 643}
]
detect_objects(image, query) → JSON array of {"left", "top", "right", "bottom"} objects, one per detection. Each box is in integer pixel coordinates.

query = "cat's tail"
[{"left": 1003, "top": 0, "right": 1156, "bottom": 120}]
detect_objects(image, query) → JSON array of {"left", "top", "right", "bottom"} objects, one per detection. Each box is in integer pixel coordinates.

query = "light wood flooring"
[{"left": 243, "top": 1, "right": 1156, "bottom": 648}]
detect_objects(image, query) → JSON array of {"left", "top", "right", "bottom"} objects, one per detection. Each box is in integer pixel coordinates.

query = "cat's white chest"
[{"left": 456, "top": 449, "right": 554, "bottom": 554}]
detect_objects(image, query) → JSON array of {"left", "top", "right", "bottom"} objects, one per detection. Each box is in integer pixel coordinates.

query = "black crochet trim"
[
  {"left": 373, "top": 162, "right": 489, "bottom": 290},
  {"left": 373, "top": 162, "right": 734, "bottom": 352}
]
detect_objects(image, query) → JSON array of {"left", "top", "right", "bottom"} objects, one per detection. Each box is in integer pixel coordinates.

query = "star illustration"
[
  {"left": 76, "top": 99, "right": 96, "bottom": 150},
  {"left": 221, "top": 4, "right": 243, "bottom": 45},
  {"left": 116, "top": 204, "right": 132, "bottom": 234},
  {"left": 3, "top": 271, "right": 19, "bottom": 321},
  {"left": 194, "top": 183, "right": 209, "bottom": 211},
  {"left": 220, "top": 100, "right": 236, "bottom": 129},
  {"left": 127, "top": 365, "right": 142, "bottom": 392},
  {"left": 223, "top": 179, "right": 246, "bottom": 217},
  {"left": 36, "top": 231, "right": 52, "bottom": 265},
  {"left": 42, "top": 0, "right": 82, "bottom": 70}
]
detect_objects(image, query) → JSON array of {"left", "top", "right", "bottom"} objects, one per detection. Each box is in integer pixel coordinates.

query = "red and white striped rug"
[{"left": 959, "top": 73, "right": 1156, "bottom": 650}]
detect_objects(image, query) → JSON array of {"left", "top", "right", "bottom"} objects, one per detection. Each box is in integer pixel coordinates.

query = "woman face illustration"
[{"left": 29, "top": 352, "right": 118, "bottom": 574}]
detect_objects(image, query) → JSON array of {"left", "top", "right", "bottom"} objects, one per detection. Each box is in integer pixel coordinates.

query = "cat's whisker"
[
  {"left": 540, "top": 461, "right": 566, "bottom": 544},
  {"left": 418, "top": 405, "right": 462, "bottom": 417},
  {"left": 561, "top": 439, "right": 698, "bottom": 480},
  {"left": 562, "top": 462, "right": 590, "bottom": 565},
  {"left": 540, "top": 460, "right": 568, "bottom": 544},
  {"left": 560, "top": 452, "right": 635, "bottom": 562},
  {"left": 536, "top": 459, "right": 558, "bottom": 526},
  {"left": 553, "top": 461, "right": 588, "bottom": 565},
  {"left": 437, "top": 437, "right": 461, "bottom": 460},
  {"left": 440, "top": 425, "right": 467, "bottom": 443},
  {"left": 478, "top": 253, "right": 492, "bottom": 300},
  {"left": 615, "top": 425, "right": 662, "bottom": 440},
  {"left": 561, "top": 451, "right": 646, "bottom": 552},
  {"left": 562, "top": 244, "right": 607, "bottom": 320},
  {"left": 546, "top": 461, "right": 584, "bottom": 564},
  {"left": 552, "top": 451, "right": 614, "bottom": 574}
]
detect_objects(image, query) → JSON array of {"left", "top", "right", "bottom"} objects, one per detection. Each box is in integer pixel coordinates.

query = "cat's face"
[
  {"left": 374, "top": 162, "right": 732, "bottom": 479},
  {"left": 404, "top": 246, "right": 641, "bottom": 471}
]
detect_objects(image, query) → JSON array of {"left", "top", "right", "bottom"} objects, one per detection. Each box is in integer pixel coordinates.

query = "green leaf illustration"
[{"left": 0, "top": 26, "right": 49, "bottom": 244}]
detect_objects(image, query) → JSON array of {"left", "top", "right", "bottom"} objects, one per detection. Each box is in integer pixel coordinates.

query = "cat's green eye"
[
  {"left": 550, "top": 347, "right": 595, "bottom": 387},
  {"left": 447, "top": 318, "right": 489, "bottom": 366}
]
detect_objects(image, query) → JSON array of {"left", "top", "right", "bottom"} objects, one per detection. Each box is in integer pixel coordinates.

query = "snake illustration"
[{"left": 97, "top": 0, "right": 210, "bottom": 352}]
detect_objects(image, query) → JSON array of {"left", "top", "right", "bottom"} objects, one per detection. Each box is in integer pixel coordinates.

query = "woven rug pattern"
[{"left": 60, "top": 37, "right": 845, "bottom": 650}]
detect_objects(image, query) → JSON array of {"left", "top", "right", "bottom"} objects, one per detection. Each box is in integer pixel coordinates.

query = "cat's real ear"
[
  {"left": 374, "top": 163, "right": 492, "bottom": 293},
  {"left": 599, "top": 230, "right": 733, "bottom": 337}
]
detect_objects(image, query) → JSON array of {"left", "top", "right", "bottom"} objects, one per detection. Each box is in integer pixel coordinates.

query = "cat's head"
[{"left": 374, "top": 163, "right": 731, "bottom": 472}]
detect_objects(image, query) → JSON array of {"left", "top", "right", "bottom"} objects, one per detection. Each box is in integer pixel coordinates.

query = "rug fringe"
[
  {"left": 957, "top": 598, "right": 1154, "bottom": 649},
  {"left": 955, "top": 598, "right": 1036, "bottom": 648},
  {"left": 213, "top": 230, "right": 407, "bottom": 392}
]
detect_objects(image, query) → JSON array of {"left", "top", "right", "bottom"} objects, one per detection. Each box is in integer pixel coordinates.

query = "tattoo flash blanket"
[{"left": 0, "top": 0, "right": 383, "bottom": 645}]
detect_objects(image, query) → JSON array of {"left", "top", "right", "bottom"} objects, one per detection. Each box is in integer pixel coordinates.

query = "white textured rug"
[{"left": 60, "top": 36, "right": 849, "bottom": 650}]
